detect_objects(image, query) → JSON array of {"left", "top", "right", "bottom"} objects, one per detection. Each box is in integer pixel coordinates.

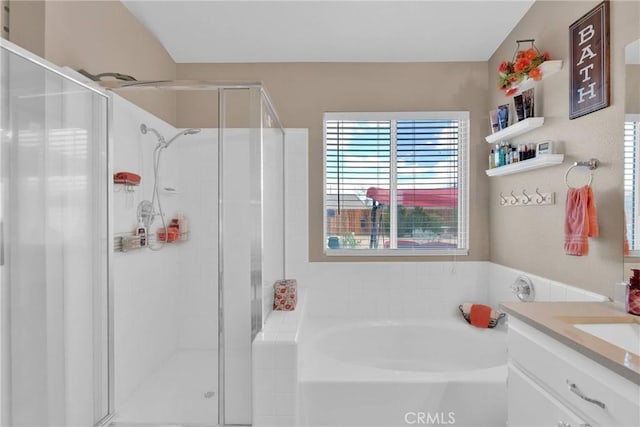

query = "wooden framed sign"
[{"left": 569, "top": 1, "right": 610, "bottom": 119}]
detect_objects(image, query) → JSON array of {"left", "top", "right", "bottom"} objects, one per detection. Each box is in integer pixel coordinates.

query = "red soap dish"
[{"left": 114, "top": 172, "right": 141, "bottom": 186}]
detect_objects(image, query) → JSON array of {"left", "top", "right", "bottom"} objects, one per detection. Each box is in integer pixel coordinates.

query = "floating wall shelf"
[
  {"left": 486, "top": 154, "right": 564, "bottom": 177},
  {"left": 507, "top": 60, "right": 563, "bottom": 97},
  {"left": 486, "top": 117, "right": 545, "bottom": 144}
]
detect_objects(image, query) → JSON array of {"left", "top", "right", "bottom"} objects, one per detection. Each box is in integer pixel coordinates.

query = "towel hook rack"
[
  {"left": 564, "top": 158, "right": 599, "bottom": 188},
  {"left": 510, "top": 190, "right": 518, "bottom": 205}
]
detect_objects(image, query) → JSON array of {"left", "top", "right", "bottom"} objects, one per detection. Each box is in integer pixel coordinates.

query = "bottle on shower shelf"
[
  {"left": 135, "top": 216, "right": 147, "bottom": 247},
  {"left": 176, "top": 212, "right": 189, "bottom": 240}
]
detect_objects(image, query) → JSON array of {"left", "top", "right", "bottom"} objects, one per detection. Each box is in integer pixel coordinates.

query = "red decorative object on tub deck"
[{"left": 273, "top": 279, "right": 297, "bottom": 311}]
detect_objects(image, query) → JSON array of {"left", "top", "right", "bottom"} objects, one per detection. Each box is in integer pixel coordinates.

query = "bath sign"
[{"left": 569, "top": 1, "right": 610, "bottom": 119}]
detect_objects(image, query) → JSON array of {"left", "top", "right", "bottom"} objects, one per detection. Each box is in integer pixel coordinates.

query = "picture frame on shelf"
[
  {"left": 514, "top": 88, "right": 535, "bottom": 122},
  {"left": 490, "top": 108, "right": 500, "bottom": 133},
  {"left": 497, "top": 104, "right": 510, "bottom": 130}
]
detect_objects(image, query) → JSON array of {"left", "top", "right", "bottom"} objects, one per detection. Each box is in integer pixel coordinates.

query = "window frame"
[
  {"left": 625, "top": 114, "right": 640, "bottom": 257},
  {"left": 322, "top": 111, "right": 470, "bottom": 257}
]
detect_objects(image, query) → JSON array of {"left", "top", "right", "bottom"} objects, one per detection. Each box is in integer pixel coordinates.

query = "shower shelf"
[
  {"left": 114, "top": 182, "right": 139, "bottom": 193},
  {"left": 114, "top": 231, "right": 190, "bottom": 252}
]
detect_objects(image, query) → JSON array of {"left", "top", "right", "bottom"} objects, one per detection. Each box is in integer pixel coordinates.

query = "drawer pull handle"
[{"left": 566, "top": 380, "right": 606, "bottom": 409}]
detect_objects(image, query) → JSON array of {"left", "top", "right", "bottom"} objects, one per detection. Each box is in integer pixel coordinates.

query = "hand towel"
[
  {"left": 624, "top": 213, "right": 630, "bottom": 256},
  {"left": 586, "top": 186, "right": 598, "bottom": 238},
  {"left": 469, "top": 304, "right": 492, "bottom": 328},
  {"left": 564, "top": 185, "right": 598, "bottom": 256}
]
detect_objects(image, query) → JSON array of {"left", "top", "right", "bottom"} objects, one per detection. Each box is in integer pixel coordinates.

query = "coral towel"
[
  {"left": 469, "top": 304, "right": 492, "bottom": 328},
  {"left": 564, "top": 185, "right": 598, "bottom": 256}
]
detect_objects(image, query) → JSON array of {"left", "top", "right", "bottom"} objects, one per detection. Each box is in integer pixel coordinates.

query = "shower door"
[{"left": 0, "top": 40, "right": 110, "bottom": 426}]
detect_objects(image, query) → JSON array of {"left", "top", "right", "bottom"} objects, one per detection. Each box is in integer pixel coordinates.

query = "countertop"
[{"left": 500, "top": 301, "right": 640, "bottom": 385}]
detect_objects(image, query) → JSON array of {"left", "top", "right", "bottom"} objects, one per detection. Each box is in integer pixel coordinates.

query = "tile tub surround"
[
  {"left": 252, "top": 291, "right": 305, "bottom": 427},
  {"left": 500, "top": 301, "right": 640, "bottom": 385},
  {"left": 293, "top": 261, "right": 607, "bottom": 321},
  {"left": 251, "top": 263, "right": 607, "bottom": 426},
  {"left": 254, "top": 130, "right": 613, "bottom": 426}
]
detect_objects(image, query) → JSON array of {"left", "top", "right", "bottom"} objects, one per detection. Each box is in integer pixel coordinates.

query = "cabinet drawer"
[
  {"left": 508, "top": 319, "right": 639, "bottom": 427},
  {"left": 508, "top": 365, "right": 590, "bottom": 427}
]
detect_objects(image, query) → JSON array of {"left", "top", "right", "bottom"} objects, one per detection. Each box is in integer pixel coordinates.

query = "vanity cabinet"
[
  {"left": 508, "top": 365, "right": 591, "bottom": 427},
  {"left": 507, "top": 318, "right": 640, "bottom": 427}
]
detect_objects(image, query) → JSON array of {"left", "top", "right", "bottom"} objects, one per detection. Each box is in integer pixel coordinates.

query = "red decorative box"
[{"left": 273, "top": 279, "right": 297, "bottom": 311}]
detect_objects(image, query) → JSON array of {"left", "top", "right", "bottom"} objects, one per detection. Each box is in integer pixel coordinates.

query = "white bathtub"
[{"left": 298, "top": 319, "right": 507, "bottom": 427}]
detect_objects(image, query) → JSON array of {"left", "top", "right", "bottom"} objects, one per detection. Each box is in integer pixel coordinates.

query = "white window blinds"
[
  {"left": 624, "top": 118, "right": 640, "bottom": 253},
  {"left": 324, "top": 112, "right": 468, "bottom": 255}
]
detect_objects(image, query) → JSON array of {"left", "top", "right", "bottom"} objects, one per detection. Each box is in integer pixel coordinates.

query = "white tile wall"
[
  {"left": 112, "top": 96, "right": 219, "bottom": 409},
  {"left": 175, "top": 132, "right": 218, "bottom": 350},
  {"left": 252, "top": 291, "right": 305, "bottom": 427},
  {"left": 487, "top": 263, "right": 608, "bottom": 306},
  {"left": 112, "top": 95, "right": 185, "bottom": 407}
]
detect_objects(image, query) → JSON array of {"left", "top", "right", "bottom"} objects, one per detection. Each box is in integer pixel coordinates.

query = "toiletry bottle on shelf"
[
  {"left": 168, "top": 218, "right": 180, "bottom": 242},
  {"left": 136, "top": 217, "right": 147, "bottom": 247},
  {"left": 176, "top": 212, "right": 189, "bottom": 239},
  {"left": 489, "top": 150, "right": 495, "bottom": 169},
  {"left": 494, "top": 145, "right": 501, "bottom": 167},
  {"left": 626, "top": 269, "right": 640, "bottom": 315}
]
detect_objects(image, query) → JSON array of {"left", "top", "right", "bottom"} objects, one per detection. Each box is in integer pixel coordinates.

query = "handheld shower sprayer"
[{"left": 138, "top": 123, "right": 202, "bottom": 250}]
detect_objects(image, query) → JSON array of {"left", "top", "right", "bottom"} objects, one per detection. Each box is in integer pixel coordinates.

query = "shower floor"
[{"left": 114, "top": 350, "right": 218, "bottom": 426}]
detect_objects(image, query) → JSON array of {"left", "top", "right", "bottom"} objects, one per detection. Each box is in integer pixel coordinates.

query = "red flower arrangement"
[{"left": 498, "top": 41, "right": 550, "bottom": 96}]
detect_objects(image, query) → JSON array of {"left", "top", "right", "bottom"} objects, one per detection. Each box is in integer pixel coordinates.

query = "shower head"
[{"left": 164, "top": 128, "right": 202, "bottom": 148}]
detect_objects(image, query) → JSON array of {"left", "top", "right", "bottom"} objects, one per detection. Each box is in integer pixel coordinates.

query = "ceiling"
[{"left": 122, "top": 0, "right": 535, "bottom": 63}]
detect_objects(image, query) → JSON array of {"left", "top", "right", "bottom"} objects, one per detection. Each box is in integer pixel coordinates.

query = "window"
[
  {"left": 323, "top": 112, "right": 469, "bottom": 255},
  {"left": 624, "top": 115, "right": 640, "bottom": 255}
]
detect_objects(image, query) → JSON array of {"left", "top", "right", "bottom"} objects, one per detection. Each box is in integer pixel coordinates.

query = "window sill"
[{"left": 323, "top": 248, "right": 469, "bottom": 257}]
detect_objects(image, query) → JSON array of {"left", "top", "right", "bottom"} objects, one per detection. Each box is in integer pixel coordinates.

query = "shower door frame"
[
  {"left": 0, "top": 38, "right": 115, "bottom": 427},
  {"left": 107, "top": 80, "right": 285, "bottom": 426}
]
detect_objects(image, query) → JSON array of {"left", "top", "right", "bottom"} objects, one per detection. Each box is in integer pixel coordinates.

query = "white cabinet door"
[{"left": 508, "top": 366, "right": 592, "bottom": 427}]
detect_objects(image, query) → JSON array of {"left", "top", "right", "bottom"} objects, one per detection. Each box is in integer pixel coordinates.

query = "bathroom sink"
[{"left": 574, "top": 322, "right": 640, "bottom": 355}]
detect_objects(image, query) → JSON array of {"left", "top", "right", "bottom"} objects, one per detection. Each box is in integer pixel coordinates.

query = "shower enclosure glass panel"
[
  {"left": 0, "top": 42, "right": 110, "bottom": 426},
  {"left": 107, "top": 81, "right": 284, "bottom": 427}
]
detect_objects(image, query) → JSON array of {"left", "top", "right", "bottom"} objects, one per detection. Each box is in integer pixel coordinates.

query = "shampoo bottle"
[
  {"left": 627, "top": 269, "right": 640, "bottom": 315},
  {"left": 136, "top": 217, "right": 147, "bottom": 247}
]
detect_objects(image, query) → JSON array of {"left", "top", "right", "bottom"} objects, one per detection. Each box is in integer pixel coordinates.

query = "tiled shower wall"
[{"left": 112, "top": 95, "right": 218, "bottom": 407}]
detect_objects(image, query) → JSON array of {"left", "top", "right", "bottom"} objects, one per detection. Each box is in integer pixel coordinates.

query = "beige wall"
[
  {"left": 626, "top": 64, "right": 640, "bottom": 114},
  {"left": 9, "top": 0, "right": 639, "bottom": 289},
  {"left": 9, "top": 0, "right": 44, "bottom": 56},
  {"left": 488, "top": 0, "right": 640, "bottom": 296},
  {"left": 177, "top": 62, "right": 490, "bottom": 262},
  {"left": 8, "top": 0, "right": 177, "bottom": 124}
]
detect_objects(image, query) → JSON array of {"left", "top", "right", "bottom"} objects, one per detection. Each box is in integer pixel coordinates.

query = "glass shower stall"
[{"left": 0, "top": 38, "right": 285, "bottom": 427}]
